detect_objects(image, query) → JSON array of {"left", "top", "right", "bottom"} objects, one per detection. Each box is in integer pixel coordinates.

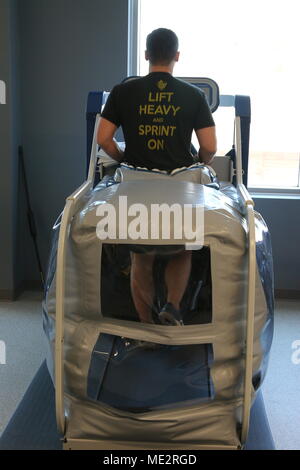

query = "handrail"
[
  {"left": 238, "top": 183, "right": 256, "bottom": 445},
  {"left": 55, "top": 182, "right": 93, "bottom": 434},
  {"left": 55, "top": 112, "right": 100, "bottom": 434},
  {"left": 236, "top": 115, "right": 256, "bottom": 445},
  {"left": 55, "top": 199, "right": 73, "bottom": 434},
  {"left": 238, "top": 182, "right": 253, "bottom": 206},
  {"left": 235, "top": 117, "right": 243, "bottom": 185},
  {"left": 87, "top": 113, "right": 101, "bottom": 185}
]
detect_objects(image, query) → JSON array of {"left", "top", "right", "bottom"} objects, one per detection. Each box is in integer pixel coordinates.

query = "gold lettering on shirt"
[
  {"left": 138, "top": 88, "right": 181, "bottom": 151},
  {"left": 139, "top": 104, "right": 181, "bottom": 117},
  {"left": 148, "top": 139, "right": 164, "bottom": 150},
  {"left": 139, "top": 125, "right": 176, "bottom": 137},
  {"left": 139, "top": 104, "right": 148, "bottom": 115},
  {"left": 148, "top": 92, "right": 174, "bottom": 102}
]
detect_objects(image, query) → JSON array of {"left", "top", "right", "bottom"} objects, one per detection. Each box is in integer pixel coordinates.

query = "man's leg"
[
  {"left": 130, "top": 252, "right": 155, "bottom": 323},
  {"left": 160, "top": 250, "right": 192, "bottom": 325},
  {"left": 165, "top": 251, "right": 192, "bottom": 308}
]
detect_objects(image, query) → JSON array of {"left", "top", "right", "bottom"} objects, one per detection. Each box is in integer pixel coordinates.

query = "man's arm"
[
  {"left": 97, "top": 117, "right": 124, "bottom": 162},
  {"left": 195, "top": 126, "right": 217, "bottom": 164}
]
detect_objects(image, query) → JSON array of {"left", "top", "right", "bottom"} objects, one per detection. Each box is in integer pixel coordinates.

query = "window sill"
[{"left": 249, "top": 188, "right": 300, "bottom": 199}]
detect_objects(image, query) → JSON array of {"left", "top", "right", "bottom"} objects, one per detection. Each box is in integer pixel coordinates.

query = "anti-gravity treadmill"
[{"left": 0, "top": 78, "right": 275, "bottom": 450}]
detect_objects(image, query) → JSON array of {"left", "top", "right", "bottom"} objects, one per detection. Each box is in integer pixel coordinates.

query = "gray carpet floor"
[
  {"left": 0, "top": 291, "right": 46, "bottom": 435},
  {"left": 0, "top": 292, "right": 299, "bottom": 449},
  {"left": 262, "top": 299, "right": 300, "bottom": 450}
]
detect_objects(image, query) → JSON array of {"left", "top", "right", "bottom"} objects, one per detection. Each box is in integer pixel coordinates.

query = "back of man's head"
[{"left": 146, "top": 28, "right": 179, "bottom": 65}]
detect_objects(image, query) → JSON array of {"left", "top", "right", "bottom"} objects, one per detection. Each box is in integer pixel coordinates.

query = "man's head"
[{"left": 145, "top": 28, "right": 179, "bottom": 66}]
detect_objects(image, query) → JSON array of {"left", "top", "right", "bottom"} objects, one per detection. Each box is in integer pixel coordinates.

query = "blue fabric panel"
[
  {"left": 87, "top": 334, "right": 214, "bottom": 412},
  {"left": 234, "top": 95, "right": 251, "bottom": 120}
]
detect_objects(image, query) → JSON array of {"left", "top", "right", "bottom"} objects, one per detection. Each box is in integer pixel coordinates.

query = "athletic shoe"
[
  {"left": 122, "top": 338, "right": 160, "bottom": 351},
  {"left": 159, "top": 302, "right": 184, "bottom": 326}
]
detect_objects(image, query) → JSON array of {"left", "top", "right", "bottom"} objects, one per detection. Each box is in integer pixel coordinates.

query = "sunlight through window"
[{"left": 137, "top": 0, "right": 300, "bottom": 188}]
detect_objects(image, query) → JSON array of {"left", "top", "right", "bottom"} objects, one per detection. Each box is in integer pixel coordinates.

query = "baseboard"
[
  {"left": 23, "top": 280, "right": 43, "bottom": 291},
  {"left": 0, "top": 289, "right": 15, "bottom": 301},
  {"left": 0, "top": 281, "right": 43, "bottom": 301},
  {"left": 275, "top": 289, "right": 300, "bottom": 300},
  {"left": 0, "top": 282, "right": 25, "bottom": 301}
]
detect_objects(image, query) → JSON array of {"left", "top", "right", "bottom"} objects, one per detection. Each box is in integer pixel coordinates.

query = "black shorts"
[{"left": 128, "top": 244, "right": 185, "bottom": 256}]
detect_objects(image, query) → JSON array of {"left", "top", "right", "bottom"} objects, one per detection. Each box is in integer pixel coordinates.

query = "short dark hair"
[{"left": 146, "top": 28, "right": 179, "bottom": 65}]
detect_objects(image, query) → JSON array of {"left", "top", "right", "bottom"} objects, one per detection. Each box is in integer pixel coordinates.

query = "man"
[{"left": 98, "top": 28, "right": 217, "bottom": 326}]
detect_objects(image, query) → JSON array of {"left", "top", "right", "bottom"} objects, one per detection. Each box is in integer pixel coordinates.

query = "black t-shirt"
[{"left": 101, "top": 72, "right": 215, "bottom": 171}]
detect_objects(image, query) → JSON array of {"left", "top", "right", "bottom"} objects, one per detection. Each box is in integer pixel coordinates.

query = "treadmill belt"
[
  {"left": 0, "top": 361, "right": 275, "bottom": 450},
  {"left": 0, "top": 361, "right": 62, "bottom": 450}
]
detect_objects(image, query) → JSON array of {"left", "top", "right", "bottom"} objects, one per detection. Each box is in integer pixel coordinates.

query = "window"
[
  {"left": 133, "top": 0, "right": 300, "bottom": 189},
  {"left": 101, "top": 244, "right": 212, "bottom": 325}
]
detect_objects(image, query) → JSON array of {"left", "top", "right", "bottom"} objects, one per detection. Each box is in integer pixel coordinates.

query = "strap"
[{"left": 87, "top": 333, "right": 116, "bottom": 401}]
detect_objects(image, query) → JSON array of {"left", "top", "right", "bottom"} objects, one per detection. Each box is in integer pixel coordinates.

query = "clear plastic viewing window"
[{"left": 101, "top": 244, "right": 212, "bottom": 325}]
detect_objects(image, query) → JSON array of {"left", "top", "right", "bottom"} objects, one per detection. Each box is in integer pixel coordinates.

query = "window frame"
[{"left": 127, "top": 0, "right": 140, "bottom": 78}]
